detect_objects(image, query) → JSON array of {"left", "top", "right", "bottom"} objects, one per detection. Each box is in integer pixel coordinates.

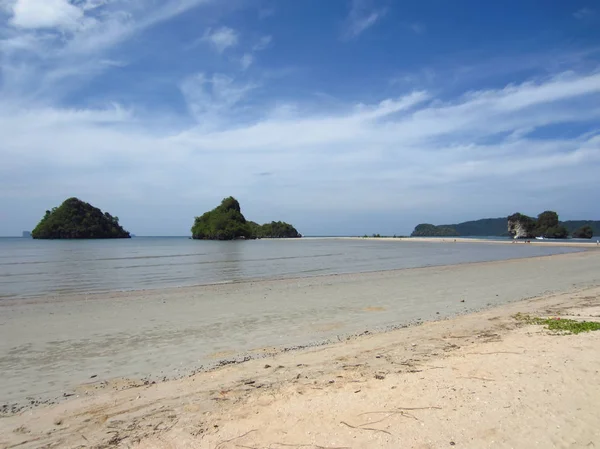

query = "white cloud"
[
  {"left": 2, "top": 9, "right": 600, "bottom": 236},
  {"left": 0, "top": 0, "right": 214, "bottom": 101},
  {"left": 343, "top": 0, "right": 385, "bottom": 39},
  {"left": 10, "top": 0, "right": 86, "bottom": 30},
  {"left": 4, "top": 71, "right": 598, "bottom": 219},
  {"left": 202, "top": 26, "right": 238, "bottom": 53}
]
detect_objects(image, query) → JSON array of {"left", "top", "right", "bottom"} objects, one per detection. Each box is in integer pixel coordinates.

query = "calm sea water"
[{"left": 0, "top": 237, "right": 586, "bottom": 299}]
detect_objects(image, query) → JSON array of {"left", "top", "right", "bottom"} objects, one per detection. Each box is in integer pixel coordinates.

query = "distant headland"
[{"left": 412, "top": 211, "right": 597, "bottom": 239}]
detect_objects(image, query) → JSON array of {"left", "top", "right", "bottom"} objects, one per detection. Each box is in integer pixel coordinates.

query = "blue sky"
[{"left": 1, "top": 0, "right": 599, "bottom": 236}]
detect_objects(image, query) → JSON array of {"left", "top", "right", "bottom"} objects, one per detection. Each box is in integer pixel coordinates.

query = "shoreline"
[
  {"left": 1, "top": 244, "right": 595, "bottom": 306},
  {"left": 1, "top": 282, "right": 599, "bottom": 447},
  {"left": 2, "top": 250, "right": 600, "bottom": 411},
  {"left": 337, "top": 235, "right": 600, "bottom": 247}
]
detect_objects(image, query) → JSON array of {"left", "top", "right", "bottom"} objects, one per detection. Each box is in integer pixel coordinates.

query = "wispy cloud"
[
  {"left": 253, "top": 35, "right": 271, "bottom": 51},
  {"left": 179, "top": 73, "right": 256, "bottom": 126},
  {"left": 240, "top": 53, "right": 253, "bottom": 70},
  {"left": 3, "top": 69, "right": 599, "bottom": 234},
  {"left": 258, "top": 7, "right": 274, "bottom": 20},
  {"left": 342, "top": 0, "right": 386, "bottom": 40},
  {"left": 410, "top": 22, "right": 425, "bottom": 34},
  {"left": 573, "top": 7, "right": 596, "bottom": 21},
  {"left": 0, "top": 0, "right": 214, "bottom": 101},
  {"left": 202, "top": 26, "right": 238, "bottom": 53},
  {"left": 237, "top": 35, "right": 272, "bottom": 70}
]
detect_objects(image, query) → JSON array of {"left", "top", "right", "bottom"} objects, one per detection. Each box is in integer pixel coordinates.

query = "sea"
[{"left": 0, "top": 236, "right": 589, "bottom": 300}]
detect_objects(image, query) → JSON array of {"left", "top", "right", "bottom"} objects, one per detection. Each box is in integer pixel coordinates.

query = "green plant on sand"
[{"left": 514, "top": 313, "right": 600, "bottom": 334}]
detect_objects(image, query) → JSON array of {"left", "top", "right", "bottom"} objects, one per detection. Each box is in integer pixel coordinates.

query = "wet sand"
[
  {"left": 1, "top": 274, "right": 599, "bottom": 448},
  {"left": 1, "top": 250, "right": 600, "bottom": 410}
]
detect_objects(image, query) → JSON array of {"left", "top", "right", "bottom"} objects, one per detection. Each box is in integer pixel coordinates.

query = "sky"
[{"left": 1, "top": 0, "right": 599, "bottom": 236}]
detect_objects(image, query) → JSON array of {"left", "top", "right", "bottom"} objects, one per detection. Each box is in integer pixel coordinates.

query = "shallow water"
[{"left": 0, "top": 237, "right": 584, "bottom": 299}]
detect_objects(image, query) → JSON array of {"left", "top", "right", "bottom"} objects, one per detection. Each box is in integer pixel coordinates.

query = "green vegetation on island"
[
  {"left": 411, "top": 223, "right": 459, "bottom": 237},
  {"left": 411, "top": 218, "right": 510, "bottom": 237},
  {"left": 31, "top": 198, "right": 130, "bottom": 239},
  {"left": 191, "top": 197, "right": 301, "bottom": 240},
  {"left": 572, "top": 225, "right": 594, "bottom": 239},
  {"left": 248, "top": 221, "right": 302, "bottom": 239},
  {"left": 411, "top": 214, "right": 597, "bottom": 238}
]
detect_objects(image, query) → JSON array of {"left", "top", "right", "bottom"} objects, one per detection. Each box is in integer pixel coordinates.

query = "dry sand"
[{"left": 1, "top": 250, "right": 600, "bottom": 448}]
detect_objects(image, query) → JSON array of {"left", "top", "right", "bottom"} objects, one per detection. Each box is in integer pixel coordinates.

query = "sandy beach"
[
  {"left": 345, "top": 236, "right": 600, "bottom": 248},
  {"left": 1, "top": 250, "right": 600, "bottom": 448}
]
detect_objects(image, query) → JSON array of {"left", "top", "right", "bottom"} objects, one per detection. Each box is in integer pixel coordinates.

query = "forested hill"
[
  {"left": 444, "top": 218, "right": 508, "bottom": 236},
  {"left": 191, "top": 197, "right": 301, "bottom": 240},
  {"left": 32, "top": 198, "right": 130, "bottom": 239},
  {"left": 411, "top": 218, "right": 600, "bottom": 237}
]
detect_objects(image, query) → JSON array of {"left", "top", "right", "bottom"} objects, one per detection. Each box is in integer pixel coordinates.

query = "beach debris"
[
  {"left": 341, "top": 420, "right": 392, "bottom": 435},
  {"left": 264, "top": 364, "right": 271, "bottom": 369},
  {"left": 375, "top": 374, "right": 386, "bottom": 380},
  {"left": 450, "top": 442, "right": 456, "bottom": 446},
  {"left": 460, "top": 299, "right": 465, "bottom": 303},
  {"left": 216, "top": 429, "right": 257, "bottom": 449},
  {"left": 90, "top": 374, "right": 97, "bottom": 379}
]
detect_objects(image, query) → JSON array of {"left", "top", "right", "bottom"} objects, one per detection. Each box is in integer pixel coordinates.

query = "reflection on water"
[{"left": 0, "top": 237, "right": 584, "bottom": 299}]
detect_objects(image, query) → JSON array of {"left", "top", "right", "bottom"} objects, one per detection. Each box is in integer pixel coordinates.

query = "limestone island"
[
  {"left": 191, "top": 197, "right": 301, "bottom": 240},
  {"left": 507, "top": 211, "right": 570, "bottom": 239},
  {"left": 31, "top": 198, "right": 131, "bottom": 239}
]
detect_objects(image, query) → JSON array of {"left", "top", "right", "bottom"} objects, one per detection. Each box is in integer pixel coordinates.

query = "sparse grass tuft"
[{"left": 514, "top": 313, "right": 600, "bottom": 334}]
